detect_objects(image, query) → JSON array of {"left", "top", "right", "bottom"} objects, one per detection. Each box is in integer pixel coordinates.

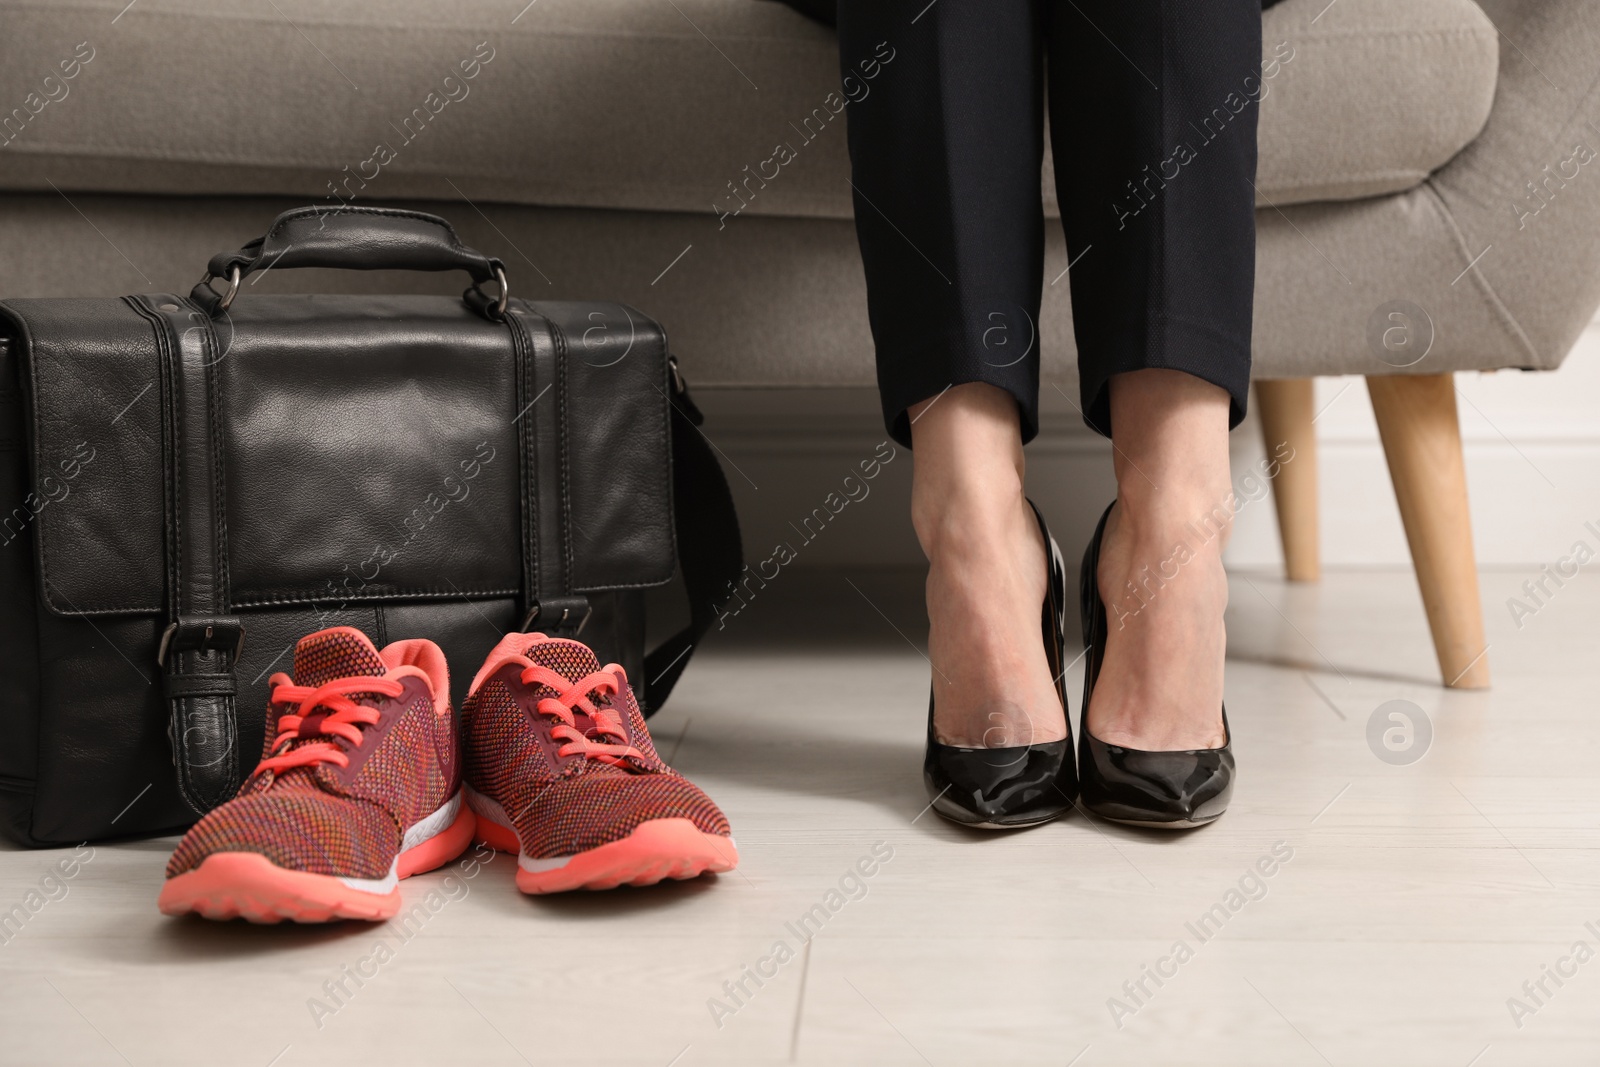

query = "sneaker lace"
[
  {"left": 510, "top": 657, "right": 647, "bottom": 767},
  {"left": 254, "top": 674, "right": 406, "bottom": 776}
]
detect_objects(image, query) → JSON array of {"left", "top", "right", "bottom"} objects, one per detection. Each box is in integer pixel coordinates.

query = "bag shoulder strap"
[{"left": 641, "top": 360, "right": 743, "bottom": 716}]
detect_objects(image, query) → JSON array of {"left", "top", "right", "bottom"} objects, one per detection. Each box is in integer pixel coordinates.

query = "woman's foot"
[
  {"left": 1085, "top": 370, "right": 1232, "bottom": 751},
  {"left": 1088, "top": 495, "right": 1228, "bottom": 749},
  {"left": 909, "top": 385, "right": 1066, "bottom": 749}
]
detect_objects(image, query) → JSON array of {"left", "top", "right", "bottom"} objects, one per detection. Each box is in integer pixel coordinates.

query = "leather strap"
[
  {"left": 506, "top": 306, "right": 538, "bottom": 623},
  {"left": 163, "top": 673, "right": 240, "bottom": 701},
  {"left": 640, "top": 363, "right": 744, "bottom": 715},
  {"left": 132, "top": 295, "right": 243, "bottom": 815},
  {"left": 204, "top": 206, "right": 502, "bottom": 284},
  {"left": 191, "top": 206, "right": 506, "bottom": 321},
  {"left": 506, "top": 306, "right": 742, "bottom": 706},
  {"left": 507, "top": 308, "right": 591, "bottom": 638}
]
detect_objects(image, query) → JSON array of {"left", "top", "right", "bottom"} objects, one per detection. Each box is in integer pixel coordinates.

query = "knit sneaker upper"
[
  {"left": 165, "top": 627, "right": 458, "bottom": 880},
  {"left": 463, "top": 633, "right": 731, "bottom": 859}
]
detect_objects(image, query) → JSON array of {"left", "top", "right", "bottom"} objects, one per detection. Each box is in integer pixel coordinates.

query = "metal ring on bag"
[
  {"left": 488, "top": 265, "right": 509, "bottom": 318},
  {"left": 198, "top": 265, "right": 242, "bottom": 313},
  {"left": 465, "top": 265, "right": 510, "bottom": 321},
  {"left": 217, "top": 265, "right": 241, "bottom": 311}
]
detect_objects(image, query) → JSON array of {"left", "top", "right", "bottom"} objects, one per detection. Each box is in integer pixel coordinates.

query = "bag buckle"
[
  {"left": 521, "top": 597, "right": 592, "bottom": 638},
  {"left": 158, "top": 616, "right": 247, "bottom": 667}
]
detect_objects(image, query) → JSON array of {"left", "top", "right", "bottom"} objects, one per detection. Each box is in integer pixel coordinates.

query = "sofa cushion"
[
  {"left": 0, "top": 0, "right": 1495, "bottom": 217},
  {"left": 1240, "top": 0, "right": 1499, "bottom": 206}
]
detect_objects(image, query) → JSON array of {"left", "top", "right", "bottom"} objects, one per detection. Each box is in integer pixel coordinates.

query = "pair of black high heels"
[{"left": 923, "top": 501, "right": 1234, "bottom": 830}]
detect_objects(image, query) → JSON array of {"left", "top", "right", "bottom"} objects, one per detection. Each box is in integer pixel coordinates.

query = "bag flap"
[{"left": 0, "top": 294, "right": 675, "bottom": 617}]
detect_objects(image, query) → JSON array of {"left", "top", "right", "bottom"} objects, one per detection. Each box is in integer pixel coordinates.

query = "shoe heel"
[
  {"left": 464, "top": 785, "right": 524, "bottom": 854},
  {"left": 473, "top": 819, "right": 521, "bottom": 854},
  {"left": 396, "top": 798, "right": 477, "bottom": 878}
]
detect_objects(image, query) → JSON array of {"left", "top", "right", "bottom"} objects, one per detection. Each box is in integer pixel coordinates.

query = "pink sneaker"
[
  {"left": 159, "top": 627, "right": 473, "bottom": 922},
  {"left": 462, "top": 633, "right": 737, "bottom": 893}
]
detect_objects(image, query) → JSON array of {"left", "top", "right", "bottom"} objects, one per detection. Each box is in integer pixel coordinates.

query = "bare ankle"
[
  {"left": 906, "top": 383, "right": 1028, "bottom": 554},
  {"left": 1110, "top": 480, "right": 1233, "bottom": 560},
  {"left": 912, "top": 471, "right": 1028, "bottom": 558},
  {"left": 1098, "top": 499, "right": 1227, "bottom": 629}
]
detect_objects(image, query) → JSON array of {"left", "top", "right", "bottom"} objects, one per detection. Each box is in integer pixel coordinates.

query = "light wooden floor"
[{"left": 2, "top": 568, "right": 1597, "bottom": 1067}]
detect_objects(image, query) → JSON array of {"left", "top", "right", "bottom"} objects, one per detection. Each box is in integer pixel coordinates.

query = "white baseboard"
[{"left": 1228, "top": 389, "right": 1600, "bottom": 569}]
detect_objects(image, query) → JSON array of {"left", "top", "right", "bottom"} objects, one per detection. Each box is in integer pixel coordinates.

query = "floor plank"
[{"left": 1, "top": 568, "right": 1597, "bottom": 1065}]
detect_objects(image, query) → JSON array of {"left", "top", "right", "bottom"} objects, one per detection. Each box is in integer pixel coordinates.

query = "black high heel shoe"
[
  {"left": 922, "top": 499, "right": 1079, "bottom": 829},
  {"left": 1077, "top": 502, "right": 1234, "bottom": 829}
]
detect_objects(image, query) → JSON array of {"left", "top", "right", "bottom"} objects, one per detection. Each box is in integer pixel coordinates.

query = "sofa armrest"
[
  {"left": 1432, "top": 0, "right": 1600, "bottom": 369},
  {"left": 1257, "top": 0, "right": 1498, "bottom": 207}
]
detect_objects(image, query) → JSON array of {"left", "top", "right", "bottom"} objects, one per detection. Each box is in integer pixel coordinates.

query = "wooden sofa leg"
[
  {"left": 1255, "top": 379, "right": 1320, "bottom": 582},
  {"left": 1366, "top": 374, "right": 1490, "bottom": 689}
]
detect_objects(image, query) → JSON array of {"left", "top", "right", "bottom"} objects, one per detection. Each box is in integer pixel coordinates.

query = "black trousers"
[{"left": 834, "top": 1, "right": 1268, "bottom": 445}]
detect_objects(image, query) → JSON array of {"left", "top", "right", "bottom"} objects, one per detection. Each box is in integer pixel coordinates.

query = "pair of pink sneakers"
[{"left": 158, "top": 626, "right": 736, "bottom": 923}]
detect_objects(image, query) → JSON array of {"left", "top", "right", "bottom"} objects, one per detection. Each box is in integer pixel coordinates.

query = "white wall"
[
  {"left": 696, "top": 313, "right": 1600, "bottom": 573},
  {"left": 1229, "top": 313, "right": 1600, "bottom": 568}
]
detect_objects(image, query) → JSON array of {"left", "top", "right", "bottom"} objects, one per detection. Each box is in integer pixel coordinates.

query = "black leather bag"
[{"left": 0, "top": 206, "right": 741, "bottom": 847}]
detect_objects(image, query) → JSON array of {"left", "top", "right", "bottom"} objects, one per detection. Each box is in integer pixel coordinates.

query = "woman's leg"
[
  {"left": 907, "top": 385, "right": 1063, "bottom": 748},
  {"left": 838, "top": 3, "right": 1066, "bottom": 747},
  {"left": 1046, "top": 0, "right": 1262, "bottom": 747},
  {"left": 1094, "top": 371, "right": 1232, "bottom": 749}
]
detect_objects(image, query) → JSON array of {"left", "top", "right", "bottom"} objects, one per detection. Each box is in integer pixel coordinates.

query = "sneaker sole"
[
  {"left": 467, "top": 788, "right": 737, "bottom": 894},
  {"left": 157, "top": 792, "right": 476, "bottom": 923}
]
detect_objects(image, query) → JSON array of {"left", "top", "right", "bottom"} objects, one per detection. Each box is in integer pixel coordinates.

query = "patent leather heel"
[
  {"left": 1077, "top": 502, "right": 1235, "bottom": 829},
  {"left": 922, "top": 500, "right": 1079, "bottom": 829}
]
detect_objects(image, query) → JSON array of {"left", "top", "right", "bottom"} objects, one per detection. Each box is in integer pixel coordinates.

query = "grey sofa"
[{"left": 2, "top": 0, "right": 1596, "bottom": 688}]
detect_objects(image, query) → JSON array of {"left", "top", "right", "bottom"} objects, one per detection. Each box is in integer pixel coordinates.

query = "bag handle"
[
  {"left": 640, "top": 359, "right": 745, "bottom": 715},
  {"left": 191, "top": 205, "right": 509, "bottom": 320}
]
